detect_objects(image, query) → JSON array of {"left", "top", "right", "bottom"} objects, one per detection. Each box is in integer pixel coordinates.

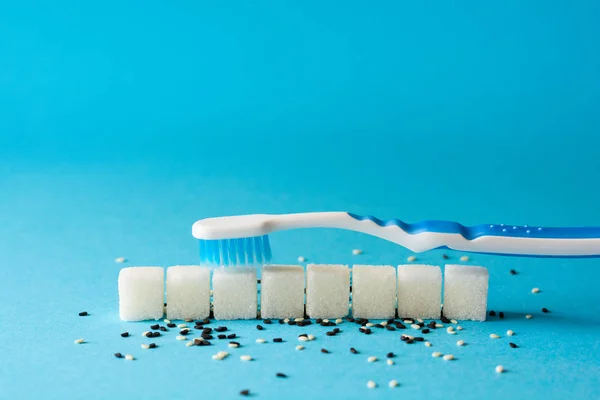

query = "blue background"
[{"left": 1, "top": 1, "right": 599, "bottom": 399}]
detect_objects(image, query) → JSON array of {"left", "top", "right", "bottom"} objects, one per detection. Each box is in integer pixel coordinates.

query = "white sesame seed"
[
  {"left": 448, "top": 330, "right": 456, "bottom": 335},
  {"left": 366, "top": 322, "right": 375, "bottom": 327},
  {"left": 256, "top": 338, "right": 266, "bottom": 343},
  {"left": 526, "top": 314, "right": 533, "bottom": 319},
  {"left": 432, "top": 352, "right": 442, "bottom": 358},
  {"left": 435, "top": 323, "right": 444, "bottom": 328},
  {"left": 74, "top": 338, "right": 84, "bottom": 344},
  {"left": 186, "top": 341, "right": 195, "bottom": 347},
  {"left": 380, "top": 321, "right": 388, "bottom": 326},
  {"left": 296, "top": 345, "right": 304, "bottom": 351},
  {"left": 532, "top": 288, "right": 540, "bottom": 294},
  {"left": 387, "top": 359, "right": 394, "bottom": 365},
  {"left": 284, "top": 318, "right": 290, "bottom": 323},
  {"left": 323, "top": 319, "right": 330, "bottom": 323},
  {"left": 217, "top": 351, "right": 229, "bottom": 357},
  {"left": 402, "top": 334, "right": 414, "bottom": 340},
  {"left": 407, "top": 255, "right": 417, "bottom": 262},
  {"left": 212, "top": 354, "right": 224, "bottom": 360},
  {"left": 456, "top": 326, "right": 463, "bottom": 331},
  {"left": 446, "top": 326, "right": 454, "bottom": 332},
  {"left": 178, "top": 324, "right": 188, "bottom": 329},
  {"left": 294, "top": 317, "right": 304, "bottom": 322},
  {"left": 141, "top": 344, "right": 150, "bottom": 349},
  {"left": 451, "top": 319, "right": 458, "bottom": 324},
  {"left": 164, "top": 319, "right": 171, "bottom": 324},
  {"left": 495, "top": 365, "right": 504, "bottom": 373},
  {"left": 411, "top": 324, "right": 421, "bottom": 330},
  {"left": 240, "top": 355, "right": 252, "bottom": 361},
  {"left": 417, "top": 318, "right": 424, "bottom": 323},
  {"left": 308, "top": 334, "right": 315, "bottom": 341},
  {"left": 352, "top": 249, "right": 363, "bottom": 255},
  {"left": 298, "top": 336, "right": 309, "bottom": 342},
  {"left": 297, "top": 256, "right": 306, "bottom": 262},
  {"left": 460, "top": 255, "right": 470, "bottom": 262},
  {"left": 124, "top": 354, "right": 134, "bottom": 361},
  {"left": 367, "top": 356, "right": 377, "bottom": 363},
  {"left": 403, "top": 319, "right": 413, "bottom": 324},
  {"left": 335, "top": 318, "right": 343, "bottom": 324},
  {"left": 507, "top": 330, "right": 514, "bottom": 336},
  {"left": 443, "top": 354, "right": 454, "bottom": 361},
  {"left": 366, "top": 381, "right": 376, "bottom": 389},
  {"left": 176, "top": 335, "right": 187, "bottom": 341},
  {"left": 490, "top": 334, "right": 500, "bottom": 339},
  {"left": 115, "top": 257, "right": 126, "bottom": 263},
  {"left": 228, "top": 342, "right": 239, "bottom": 348},
  {"left": 457, "top": 340, "right": 465, "bottom": 346},
  {"left": 388, "top": 379, "right": 399, "bottom": 388},
  {"left": 142, "top": 331, "right": 150, "bottom": 337},
  {"left": 425, "top": 341, "right": 432, "bottom": 347}
]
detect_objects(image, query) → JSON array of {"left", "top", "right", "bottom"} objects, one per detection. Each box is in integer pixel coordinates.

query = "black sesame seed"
[
  {"left": 298, "top": 333, "right": 308, "bottom": 338},
  {"left": 194, "top": 339, "right": 210, "bottom": 346},
  {"left": 288, "top": 320, "right": 297, "bottom": 326},
  {"left": 218, "top": 334, "right": 226, "bottom": 340},
  {"left": 145, "top": 332, "right": 153, "bottom": 338},
  {"left": 350, "top": 347, "right": 358, "bottom": 354},
  {"left": 276, "top": 373, "right": 287, "bottom": 378},
  {"left": 184, "top": 319, "right": 193, "bottom": 322},
  {"left": 148, "top": 343, "right": 157, "bottom": 349},
  {"left": 427, "top": 321, "right": 436, "bottom": 329},
  {"left": 167, "top": 323, "right": 176, "bottom": 328},
  {"left": 386, "top": 325, "right": 396, "bottom": 331},
  {"left": 421, "top": 328, "right": 430, "bottom": 334},
  {"left": 316, "top": 318, "right": 324, "bottom": 324},
  {"left": 159, "top": 326, "right": 167, "bottom": 332},
  {"left": 489, "top": 310, "right": 497, "bottom": 317},
  {"left": 346, "top": 317, "right": 355, "bottom": 322},
  {"left": 442, "top": 254, "right": 449, "bottom": 259},
  {"left": 542, "top": 308, "right": 549, "bottom": 313},
  {"left": 114, "top": 352, "right": 123, "bottom": 358},
  {"left": 120, "top": 332, "right": 129, "bottom": 338},
  {"left": 400, "top": 336, "right": 407, "bottom": 342},
  {"left": 78, "top": 311, "right": 88, "bottom": 317},
  {"left": 510, "top": 269, "right": 518, "bottom": 275},
  {"left": 256, "top": 325, "right": 264, "bottom": 331},
  {"left": 332, "top": 328, "right": 340, "bottom": 333},
  {"left": 203, "top": 328, "right": 213, "bottom": 334},
  {"left": 414, "top": 337, "right": 424, "bottom": 342},
  {"left": 257, "top": 279, "right": 261, "bottom": 284},
  {"left": 240, "top": 389, "right": 250, "bottom": 396},
  {"left": 179, "top": 330, "right": 189, "bottom": 335},
  {"left": 230, "top": 341, "right": 240, "bottom": 347},
  {"left": 326, "top": 331, "right": 336, "bottom": 336},
  {"left": 320, "top": 322, "right": 328, "bottom": 327},
  {"left": 321, "top": 348, "right": 329, "bottom": 354},
  {"left": 227, "top": 333, "right": 237, "bottom": 339},
  {"left": 395, "top": 322, "right": 406, "bottom": 329},
  {"left": 364, "top": 329, "right": 372, "bottom": 335},
  {"left": 150, "top": 324, "right": 160, "bottom": 330},
  {"left": 202, "top": 334, "right": 213, "bottom": 340},
  {"left": 152, "top": 332, "right": 160, "bottom": 338},
  {"left": 441, "top": 316, "right": 451, "bottom": 324},
  {"left": 509, "top": 342, "right": 518, "bottom": 348},
  {"left": 387, "top": 352, "right": 394, "bottom": 358},
  {"left": 263, "top": 319, "right": 272, "bottom": 324},
  {"left": 296, "top": 321, "right": 306, "bottom": 327},
  {"left": 373, "top": 324, "right": 384, "bottom": 329},
  {"left": 215, "top": 326, "right": 228, "bottom": 332},
  {"left": 273, "top": 338, "right": 283, "bottom": 343},
  {"left": 406, "top": 339, "right": 414, "bottom": 344},
  {"left": 203, "top": 318, "right": 211, "bottom": 324}
]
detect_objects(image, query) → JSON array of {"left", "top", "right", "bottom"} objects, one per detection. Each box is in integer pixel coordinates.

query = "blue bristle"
[{"left": 198, "top": 235, "right": 272, "bottom": 266}]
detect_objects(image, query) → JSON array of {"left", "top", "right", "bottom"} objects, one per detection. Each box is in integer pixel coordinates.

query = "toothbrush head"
[{"left": 197, "top": 236, "right": 272, "bottom": 266}]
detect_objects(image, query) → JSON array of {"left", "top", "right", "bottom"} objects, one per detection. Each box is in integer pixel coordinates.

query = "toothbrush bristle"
[{"left": 198, "top": 235, "right": 272, "bottom": 266}]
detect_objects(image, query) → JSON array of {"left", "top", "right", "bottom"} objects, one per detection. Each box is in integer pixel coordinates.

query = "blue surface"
[{"left": 1, "top": 1, "right": 600, "bottom": 399}]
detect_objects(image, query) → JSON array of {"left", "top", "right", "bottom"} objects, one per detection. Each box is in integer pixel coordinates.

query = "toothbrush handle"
[{"left": 270, "top": 212, "right": 600, "bottom": 257}]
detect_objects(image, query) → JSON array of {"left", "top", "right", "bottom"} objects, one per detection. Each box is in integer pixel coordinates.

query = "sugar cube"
[
  {"left": 212, "top": 268, "right": 257, "bottom": 320},
  {"left": 396, "top": 264, "right": 441, "bottom": 319},
  {"left": 443, "top": 264, "right": 489, "bottom": 321},
  {"left": 166, "top": 266, "right": 211, "bottom": 320},
  {"left": 352, "top": 265, "right": 396, "bottom": 319},
  {"left": 260, "top": 265, "right": 305, "bottom": 319},
  {"left": 118, "top": 267, "right": 164, "bottom": 321},
  {"left": 306, "top": 264, "right": 350, "bottom": 319}
]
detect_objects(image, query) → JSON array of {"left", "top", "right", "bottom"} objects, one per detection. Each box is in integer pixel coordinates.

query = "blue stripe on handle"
[{"left": 347, "top": 213, "right": 600, "bottom": 240}]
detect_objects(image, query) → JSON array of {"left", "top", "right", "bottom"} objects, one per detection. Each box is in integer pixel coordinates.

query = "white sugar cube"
[
  {"left": 260, "top": 265, "right": 305, "bottom": 319},
  {"left": 118, "top": 267, "right": 164, "bottom": 321},
  {"left": 166, "top": 266, "right": 211, "bottom": 320},
  {"left": 212, "top": 268, "right": 257, "bottom": 320},
  {"left": 397, "top": 264, "right": 441, "bottom": 319},
  {"left": 352, "top": 265, "right": 396, "bottom": 319},
  {"left": 306, "top": 264, "right": 350, "bottom": 319},
  {"left": 443, "top": 264, "right": 488, "bottom": 321}
]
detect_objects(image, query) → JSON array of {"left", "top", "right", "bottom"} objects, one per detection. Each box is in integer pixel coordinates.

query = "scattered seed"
[
  {"left": 489, "top": 310, "right": 496, "bottom": 317},
  {"left": 366, "top": 322, "right": 374, "bottom": 327},
  {"left": 425, "top": 341, "right": 432, "bottom": 347},
  {"left": 176, "top": 335, "right": 187, "bottom": 341},
  {"left": 532, "top": 288, "right": 540, "bottom": 294},
  {"left": 442, "top": 354, "right": 454, "bottom": 361},
  {"left": 115, "top": 257, "right": 126, "bottom": 263},
  {"left": 151, "top": 332, "right": 160, "bottom": 338},
  {"left": 366, "top": 381, "right": 376, "bottom": 389},
  {"left": 490, "top": 334, "right": 500, "bottom": 339},
  {"left": 256, "top": 325, "right": 264, "bottom": 331},
  {"left": 541, "top": 308, "right": 549, "bottom": 313},
  {"left": 411, "top": 324, "right": 421, "bottom": 330},
  {"left": 352, "top": 249, "right": 363, "bottom": 255},
  {"left": 298, "top": 256, "right": 306, "bottom": 262},
  {"left": 387, "top": 359, "right": 394, "bottom": 365},
  {"left": 526, "top": 314, "right": 533, "bottom": 319},
  {"left": 456, "top": 326, "right": 463, "bottom": 331},
  {"left": 141, "top": 344, "right": 150, "bottom": 349},
  {"left": 442, "top": 254, "right": 449, "bottom": 259},
  {"left": 349, "top": 347, "right": 358, "bottom": 354},
  {"left": 239, "top": 389, "right": 250, "bottom": 396},
  {"left": 240, "top": 355, "right": 252, "bottom": 361},
  {"left": 215, "top": 326, "right": 228, "bottom": 332},
  {"left": 495, "top": 365, "right": 504, "bottom": 373},
  {"left": 74, "top": 338, "right": 85, "bottom": 344},
  {"left": 389, "top": 379, "right": 399, "bottom": 388},
  {"left": 276, "top": 372, "right": 287, "bottom": 378},
  {"left": 335, "top": 318, "right": 343, "bottom": 324},
  {"left": 296, "top": 345, "right": 304, "bottom": 351},
  {"left": 499, "top": 312, "right": 505, "bottom": 319},
  {"left": 326, "top": 331, "right": 336, "bottom": 336},
  {"left": 114, "top": 352, "right": 123, "bottom": 358},
  {"left": 507, "top": 330, "right": 514, "bottom": 336},
  {"left": 298, "top": 336, "right": 309, "bottom": 342},
  {"left": 120, "top": 332, "right": 129, "bottom": 338},
  {"left": 177, "top": 324, "right": 187, "bottom": 328},
  {"left": 255, "top": 338, "right": 266, "bottom": 343},
  {"left": 407, "top": 255, "right": 417, "bottom": 262},
  {"left": 435, "top": 323, "right": 444, "bottom": 328},
  {"left": 159, "top": 326, "right": 167, "bottom": 332},
  {"left": 432, "top": 352, "right": 442, "bottom": 358},
  {"left": 321, "top": 348, "right": 329, "bottom": 354},
  {"left": 164, "top": 319, "right": 171, "bottom": 324},
  {"left": 386, "top": 352, "right": 394, "bottom": 358},
  {"left": 167, "top": 323, "right": 176, "bottom": 328},
  {"left": 124, "top": 354, "right": 134, "bottom": 361},
  {"left": 510, "top": 269, "right": 518, "bottom": 275},
  {"left": 367, "top": 356, "right": 377, "bottom": 363},
  {"left": 450, "top": 319, "right": 458, "bottom": 324},
  {"left": 460, "top": 255, "right": 470, "bottom": 262},
  {"left": 218, "top": 334, "right": 226, "bottom": 340},
  {"left": 229, "top": 341, "right": 240, "bottom": 348},
  {"left": 509, "top": 342, "right": 518, "bottom": 348},
  {"left": 78, "top": 311, "right": 88, "bottom": 317},
  {"left": 308, "top": 334, "right": 315, "bottom": 341},
  {"left": 273, "top": 338, "right": 283, "bottom": 343},
  {"left": 457, "top": 340, "right": 465, "bottom": 346}
]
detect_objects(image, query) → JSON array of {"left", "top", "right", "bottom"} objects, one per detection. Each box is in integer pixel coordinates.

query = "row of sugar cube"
[{"left": 118, "top": 264, "right": 488, "bottom": 322}]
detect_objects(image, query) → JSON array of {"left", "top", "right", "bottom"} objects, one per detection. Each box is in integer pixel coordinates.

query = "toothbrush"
[{"left": 192, "top": 212, "right": 600, "bottom": 265}]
